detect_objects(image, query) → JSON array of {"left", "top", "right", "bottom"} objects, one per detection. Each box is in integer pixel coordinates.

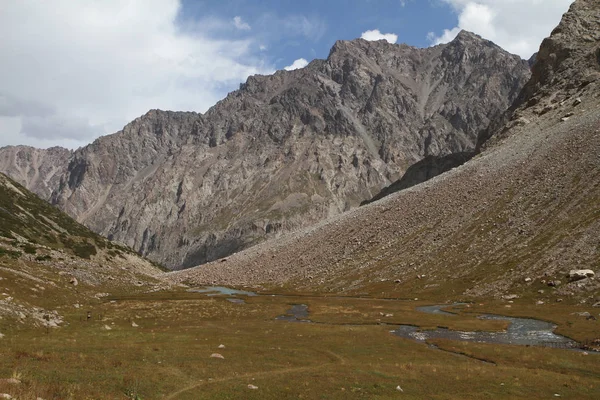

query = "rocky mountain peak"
[
  {"left": 482, "top": 0, "right": 599, "bottom": 147},
  {"left": 517, "top": 0, "right": 599, "bottom": 107}
]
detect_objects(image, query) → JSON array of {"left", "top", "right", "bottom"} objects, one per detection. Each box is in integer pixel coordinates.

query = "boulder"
[{"left": 568, "top": 270, "right": 595, "bottom": 281}]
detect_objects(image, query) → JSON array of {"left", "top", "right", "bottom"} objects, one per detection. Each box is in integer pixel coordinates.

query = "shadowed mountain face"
[
  {"left": 360, "top": 152, "right": 475, "bottom": 206},
  {"left": 169, "top": 0, "right": 600, "bottom": 301},
  {"left": 0, "top": 32, "right": 530, "bottom": 270}
]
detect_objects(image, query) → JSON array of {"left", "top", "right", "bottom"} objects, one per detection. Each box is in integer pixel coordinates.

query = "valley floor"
[{"left": 1, "top": 288, "right": 599, "bottom": 399}]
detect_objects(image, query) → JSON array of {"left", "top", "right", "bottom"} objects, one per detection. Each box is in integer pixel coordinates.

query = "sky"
[{"left": 0, "top": 0, "right": 574, "bottom": 149}]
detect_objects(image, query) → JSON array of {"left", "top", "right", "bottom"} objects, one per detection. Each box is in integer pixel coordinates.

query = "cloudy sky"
[{"left": 0, "top": 0, "right": 574, "bottom": 149}]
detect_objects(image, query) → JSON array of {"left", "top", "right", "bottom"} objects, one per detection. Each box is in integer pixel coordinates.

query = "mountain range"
[
  {"left": 0, "top": 30, "right": 530, "bottom": 270},
  {"left": 169, "top": 0, "right": 600, "bottom": 303}
]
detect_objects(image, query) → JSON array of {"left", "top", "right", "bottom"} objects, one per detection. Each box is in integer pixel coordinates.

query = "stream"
[
  {"left": 391, "top": 304, "right": 578, "bottom": 349},
  {"left": 190, "top": 287, "right": 588, "bottom": 351}
]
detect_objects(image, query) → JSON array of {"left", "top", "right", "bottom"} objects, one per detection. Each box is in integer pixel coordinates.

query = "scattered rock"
[
  {"left": 218, "top": 344, "right": 226, "bottom": 349},
  {"left": 536, "top": 301, "right": 544, "bottom": 305},
  {"left": 69, "top": 277, "right": 78, "bottom": 286},
  {"left": 0, "top": 394, "right": 13, "bottom": 399},
  {"left": 103, "top": 325, "right": 112, "bottom": 330},
  {"left": 210, "top": 353, "right": 225, "bottom": 359},
  {"left": 524, "top": 277, "right": 532, "bottom": 283},
  {"left": 0, "top": 379, "right": 20, "bottom": 385},
  {"left": 568, "top": 270, "right": 595, "bottom": 282},
  {"left": 0, "top": 333, "right": 4, "bottom": 339},
  {"left": 592, "top": 302, "right": 600, "bottom": 308},
  {"left": 572, "top": 312, "right": 591, "bottom": 318},
  {"left": 547, "top": 280, "right": 561, "bottom": 287},
  {"left": 538, "top": 289, "right": 545, "bottom": 294},
  {"left": 503, "top": 294, "right": 518, "bottom": 300},
  {"left": 574, "top": 98, "right": 582, "bottom": 106},
  {"left": 247, "top": 384, "right": 259, "bottom": 390},
  {"left": 394, "top": 279, "right": 402, "bottom": 284},
  {"left": 396, "top": 385, "right": 404, "bottom": 392},
  {"left": 131, "top": 322, "right": 139, "bottom": 327}
]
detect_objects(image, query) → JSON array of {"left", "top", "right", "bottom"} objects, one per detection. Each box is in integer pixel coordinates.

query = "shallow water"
[
  {"left": 188, "top": 286, "right": 257, "bottom": 297},
  {"left": 415, "top": 303, "right": 466, "bottom": 316},
  {"left": 195, "top": 288, "right": 585, "bottom": 350},
  {"left": 226, "top": 298, "right": 246, "bottom": 304},
  {"left": 275, "top": 304, "right": 310, "bottom": 323},
  {"left": 392, "top": 304, "right": 579, "bottom": 349}
]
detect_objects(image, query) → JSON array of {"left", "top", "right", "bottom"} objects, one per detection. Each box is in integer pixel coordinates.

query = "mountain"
[
  {"left": 0, "top": 32, "right": 530, "bottom": 270},
  {"left": 0, "top": 172, "right": 164, "bottom": 326},
  {"left": 170, "top": 0, "right": 600, "bottom": 302},
  {"left": 0, "top": 146, "right": 71, "bottom": 200}
]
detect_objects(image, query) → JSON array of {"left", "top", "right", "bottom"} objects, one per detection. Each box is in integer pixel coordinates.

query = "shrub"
[
  {"left": 22, "top": 244, "right": 37, "bottom": 254},
  {"left": 0, "top": 248, "right": 21, "bottom": 259},
  {"left": 72, "top": 242, "right": 97, "bottom": 259}
]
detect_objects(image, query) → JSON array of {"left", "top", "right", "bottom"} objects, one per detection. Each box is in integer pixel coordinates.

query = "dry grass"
[{"left": 1, "top": 290, "right": 599, "bottom": 399}]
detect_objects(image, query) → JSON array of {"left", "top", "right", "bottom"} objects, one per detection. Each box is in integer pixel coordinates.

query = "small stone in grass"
[
  {"left": 210, "top": 353, "right": 225, "bottom": 359},
  {"left": 248, "top": 384, "right": 259, "bottom": 390},
  {"left": 218, "top": 344, "right": 226, "bottom": 349}
]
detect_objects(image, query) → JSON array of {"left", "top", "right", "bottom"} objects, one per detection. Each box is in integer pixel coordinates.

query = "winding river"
[{"left": 190, "top": 287, "right": 589, "bottom": 351}]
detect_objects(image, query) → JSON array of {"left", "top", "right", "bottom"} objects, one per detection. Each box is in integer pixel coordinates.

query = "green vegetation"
[
  {"left": 0, "top": 247, "right": 21, "bottom": 259},
  {"left": 71, "top": 241, "right": 97, "bottom": 259},
  {"left": 0, "top": 174, "right": 143, "bottom": 261},
  {"left": 22, "top": 243, "right": 37, "bottom": 254}
]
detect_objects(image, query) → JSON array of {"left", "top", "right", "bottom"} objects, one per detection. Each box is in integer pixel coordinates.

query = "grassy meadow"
[{"left": 1, "top": 288, "right": 599, "bottom": 399}]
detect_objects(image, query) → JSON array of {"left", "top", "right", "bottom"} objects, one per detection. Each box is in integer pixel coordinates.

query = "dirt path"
[{"left": 164, "top": 350, "right": 346, "bottom": 399}]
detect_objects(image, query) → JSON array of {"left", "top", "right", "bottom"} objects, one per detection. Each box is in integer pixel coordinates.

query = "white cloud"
[
  {"left": 284, "top": 58, "right": 309, "bottom": 71},
  {"left": 0, "top": 1, "right": 271, "bottom": 149},
  {"left": 233, "top": 16, "right": 251, "bottom": 31},
  {"left": 428, "top": 0, "right": 574, "bottom": 58},
  {"left": 361, "top": 29, "right": 398, "bottom": 44}
]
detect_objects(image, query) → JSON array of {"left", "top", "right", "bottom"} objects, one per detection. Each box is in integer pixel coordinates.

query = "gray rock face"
[
  {"left": 482, "top": 0, "right": 600, "bottom": 148},
  {"left": 0, "top": 146, "right": 71, "bottom": 200},
  {"left": 0, "top": 32, "right": 530, "bottom": 270}
]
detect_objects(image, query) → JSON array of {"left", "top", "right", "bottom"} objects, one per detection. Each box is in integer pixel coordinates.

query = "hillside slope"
[
  {"left": 170, "top": 0, "right": 600, "bottom": 304},
  {"left": 0, "top": 173, "right": 164, "bottom": 328},
  {"left": 0, "top": 33, "right": 530, "bottom": 270}
]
